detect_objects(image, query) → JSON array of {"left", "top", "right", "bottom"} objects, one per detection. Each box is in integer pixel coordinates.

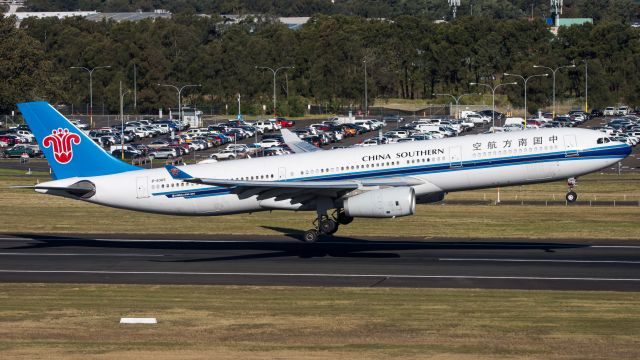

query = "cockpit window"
[
  {"left": 605, "top": 137, "right": 611, "bottom": 143},
  {"left": 597, "top": 138, "right": 604, "bottom": 144}
]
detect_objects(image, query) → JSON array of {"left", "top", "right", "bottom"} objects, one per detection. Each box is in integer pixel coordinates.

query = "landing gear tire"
[
  {"left": 336, "top": 211, "right": 354, "bottom": 225},
  {"left": 566, "top": 191, "right": 577, "bottom": 203},
  {"left": 303, "top": 229, "right": 319, "bottom": 243},
  {"left": 319, "top": 219, "right": 338, "bottom": 235}
]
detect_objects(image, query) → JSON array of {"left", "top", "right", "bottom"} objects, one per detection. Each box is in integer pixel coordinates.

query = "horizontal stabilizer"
[{"left": 12, "top": 180, "right": 96, "bottom": 198}]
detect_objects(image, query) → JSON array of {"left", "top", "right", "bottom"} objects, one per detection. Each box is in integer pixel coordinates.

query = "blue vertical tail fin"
[{"left": 17, "top": 101, "right": 140, "bottom": 179}]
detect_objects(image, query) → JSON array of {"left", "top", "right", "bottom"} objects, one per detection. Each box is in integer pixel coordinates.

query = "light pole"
[
  {"left": 156, "top": 83, "right": 201, "bottom": 128},
  {"left": 582, "top": 59, "right": 588, "bottom": 113},
  {"left": 469, "top": 82, "right": 518, "bottom": 131},
  {"left": 533, "top": 64, "right": 575, "bottom": 119},
  {"left": 119, "top": 81, "right": 130, "bottom": 160},
  {"left": 256, "top": 66, "right": 294, "bottom": 118},
  {"left": 363, "top": 58, "right": 368, "bottom": 116},
  {"left": 433, "top": 93, "right": 477, "bottom": 119},
  {"left": 70, "top": 65, "right": 111, "bottom": 129},
  {"left": 504, "top": 72, "right": 549, "bottom": 125}
]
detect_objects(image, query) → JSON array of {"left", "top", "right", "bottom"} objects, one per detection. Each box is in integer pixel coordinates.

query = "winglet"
[
  {"left": 280, "top": 128, "right": 323, "bottom": 153},
  {"left": 164, "top": 165, "right": 194, "bottom": 180}
]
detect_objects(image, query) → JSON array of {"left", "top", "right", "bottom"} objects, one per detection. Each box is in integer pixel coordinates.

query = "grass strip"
[{"left": 0, "top": 284, "right": 638, "bottom": 359}]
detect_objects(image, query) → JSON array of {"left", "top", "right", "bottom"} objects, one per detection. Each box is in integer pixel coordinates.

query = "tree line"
[
  {"left": 21, "top": 0, "right": 640, "bottom": 23},
  {"left": 0, "top": 12, "right": 639, "bottom": 116}
]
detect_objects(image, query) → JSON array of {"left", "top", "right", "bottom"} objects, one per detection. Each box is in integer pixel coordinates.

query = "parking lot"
[{"left": 1, "top": 110, "right": 639, "bottom": 174}]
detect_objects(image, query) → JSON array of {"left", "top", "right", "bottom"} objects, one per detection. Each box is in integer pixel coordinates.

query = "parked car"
[
  {"left": 382, "top": 114, "right": 404, "bottom": 124},
  {"left": 210, "top": 149, "right": 244, "bottom": 160},
  {"left": 590, "top": 109, "right": 604, "bottom": 118},
  {"left": 258, "top": 138, "right": 282, "bottom": 148},
  {"left": 111, "top": 149, "right": 146, "bottom": 163},
  {"left": 264, "top": 146, "right": 290, "bottom": 156},
  {"left": 604, "top": 107, "right": 616, "bottom": 116},
  {"left": 617, "top": 106, "right": 630, "bottom": 116},
  {"left": 477, "top": 110, "right": 505, "bottom": 120},
  {"left": 148, "top": 147, "right": 178, "bottom": 159},
  {"left": 148, "top": 140, "right": 170, "bottom": 149},
  {"left": 2, "top": 144, "right": 42, "bottom": 158},
  {"left": 274, "top": 117, "right": 295, "bottom": 127}
]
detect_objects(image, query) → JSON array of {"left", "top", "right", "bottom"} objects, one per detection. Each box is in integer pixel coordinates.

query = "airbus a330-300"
[{"left": 16, "top": 101, "right": 632, "bottom": 242}]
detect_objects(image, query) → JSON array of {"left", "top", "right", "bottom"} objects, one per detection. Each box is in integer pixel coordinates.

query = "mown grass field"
[
  {"left": 1, "top": 171, "right": 639, "bottom": 239},
  {"left": 0, "top": 284, "right": 639, "bottom": 360},
  {"left": 1, "top": 172, "right": 639, "bottom": 359}
]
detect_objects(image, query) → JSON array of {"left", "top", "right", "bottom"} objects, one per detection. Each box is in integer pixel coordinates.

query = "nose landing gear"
[{"left": 566, "top": 177, "right": 578, "bottom": 203}]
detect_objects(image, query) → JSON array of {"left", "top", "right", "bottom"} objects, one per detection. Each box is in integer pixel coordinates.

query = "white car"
[
  {"left": 258, "top": 138, "right": 282, "bottom": 148},
  {"left": 225, "top": 144, "right": 249, "bottom": 153},
  {"left": 616, "top": 106, "right": 630, "bottom": 116},
  {"left": 384, "top": 130, "right": 409, "bottom": 138},
  {"left": 251, "top": 121, "right": 274, "bottom": 132},
  {"left": 604, "top": 107, "right": 616, "bottom": 116},
  {"left": 15, "top": 130, "right": 35, "bottom": 142},
  {"left": 465, "top": 114, "right": 490, "bottom": 124},
  {"left": 210, "top": 150, "right": 240, "bottom": 160},
  {"left": 353, "top": 120, "right": 380, "bottom": 131}
]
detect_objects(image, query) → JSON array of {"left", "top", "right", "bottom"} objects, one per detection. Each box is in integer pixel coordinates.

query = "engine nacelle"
[{"left": 344, "top": 187, "right": 415, "bottom": 218}]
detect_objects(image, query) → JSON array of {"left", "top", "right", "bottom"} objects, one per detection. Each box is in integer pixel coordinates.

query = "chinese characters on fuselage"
[{"left": 473, "top": 135, "right": 558, "bottom": 151}]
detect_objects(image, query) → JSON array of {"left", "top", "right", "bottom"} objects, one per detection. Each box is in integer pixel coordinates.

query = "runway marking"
[
  {"left": 591, "top": 246, "right": 640, "bottom": 249},
  {"left": 0, "top": 270, "right": 639, "bottom": 282},
  {"left": 439, "top": 258, "right": 640, "bottom": 264},
  {"left": 0, "top": 252, "right": 163, "bottom": 257}
]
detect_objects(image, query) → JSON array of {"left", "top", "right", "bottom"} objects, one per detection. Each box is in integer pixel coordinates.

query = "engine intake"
[{"left": 344, "top": 187, "right": 415, "bottom": 218}]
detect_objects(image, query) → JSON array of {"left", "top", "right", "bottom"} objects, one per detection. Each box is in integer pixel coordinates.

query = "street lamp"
[
  {"left": 156, "top": 83, "right": 201, "bottom": 128},
  {"left": 504, "top": 72, "right": 549, "bottom": 124},
  {"left": 255, "top": 66, "right": 294, "bottom": 118},
  {"left": 119, "top": 81, "right": 130, "bottom": 160},
  {"left": 533, "top": 64, "right": 575, "bottom": 119},
  {"left": 469, "top": 82, "right": 518, "bottom": 131},
  {"left": 581, "top": 59, "right": 588, "bottom": 113},
  {"left": 69, "top": 65, "right": 111, "bottom": 129},
  {"left": 433, "top": 93, "right": 478, "bottom": 119},
  {"left": 363, "top": 58, "right": 368, "bottom": 116}
]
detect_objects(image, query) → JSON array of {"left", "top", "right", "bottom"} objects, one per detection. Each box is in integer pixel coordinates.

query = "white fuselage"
[{"left": 39, "top": 128, "right": 631, "bottom": 215}]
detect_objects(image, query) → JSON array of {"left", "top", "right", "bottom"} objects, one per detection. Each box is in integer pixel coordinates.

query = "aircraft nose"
[{"left": 624, "top": 143, "right": 633, "bottom": 156}]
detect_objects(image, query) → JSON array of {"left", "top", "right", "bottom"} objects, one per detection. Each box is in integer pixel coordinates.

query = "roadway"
[{"left": 0, "top": 234, "right": 639, "bottom": 291}]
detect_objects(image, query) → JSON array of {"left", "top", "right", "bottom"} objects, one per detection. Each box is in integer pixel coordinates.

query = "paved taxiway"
[{"left": 0, "top": 234, "right": 639, "bottom": 291}]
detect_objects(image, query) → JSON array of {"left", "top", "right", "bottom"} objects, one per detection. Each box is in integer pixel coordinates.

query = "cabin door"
[
  {"left": 136, "top": 177, "right": 149, "bottom": 199},
  {"left": 449, "top": 146, "right": 462, "bottom": 167},
  {"left": 278, "top": 167, "right": 287, "bottom": 180},
  {"left": 563, "top": 135, "right": 579, "bottom": 157}
]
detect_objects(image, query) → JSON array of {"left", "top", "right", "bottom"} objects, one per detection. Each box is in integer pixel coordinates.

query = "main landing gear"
[
  {"left": 566, "top": 177, "right": 578, "bottom": 203},
  {"left": 302, "top": 206, "right": 354, "bottom": 243}
]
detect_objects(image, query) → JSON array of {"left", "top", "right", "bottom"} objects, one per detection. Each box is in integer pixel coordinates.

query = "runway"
[{"left": 0, "top": 234, "right": 639, "bottom": 291}]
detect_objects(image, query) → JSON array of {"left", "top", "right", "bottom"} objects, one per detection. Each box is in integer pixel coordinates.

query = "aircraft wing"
[
  {"left": 280, "top": 128, "right": 323, "bottom": 153},
  {"left": 165, "top": 165, "right": 424, "bottom": 202}
]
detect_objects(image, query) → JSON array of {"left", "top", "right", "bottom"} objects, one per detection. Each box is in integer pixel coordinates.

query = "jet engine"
[{"left": 343, "top": 187, "right": 415, "bottom": 218}]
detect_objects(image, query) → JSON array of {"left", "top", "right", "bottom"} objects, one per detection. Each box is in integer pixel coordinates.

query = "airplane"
[{"left": 16, "top": 101, "right": 632, "bottom": 242}]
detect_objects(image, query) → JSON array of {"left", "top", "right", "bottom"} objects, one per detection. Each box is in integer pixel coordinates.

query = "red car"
[
  {"left": 276, "top": 117, "right": 296, "bottom": 128},
  {"left": 0, "top": 135, "right": 17, "bottom": 147}
]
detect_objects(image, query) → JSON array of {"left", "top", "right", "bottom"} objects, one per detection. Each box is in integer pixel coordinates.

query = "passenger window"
[{"left": 597, "top": 138, "right": 603, "bottom": 144}]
